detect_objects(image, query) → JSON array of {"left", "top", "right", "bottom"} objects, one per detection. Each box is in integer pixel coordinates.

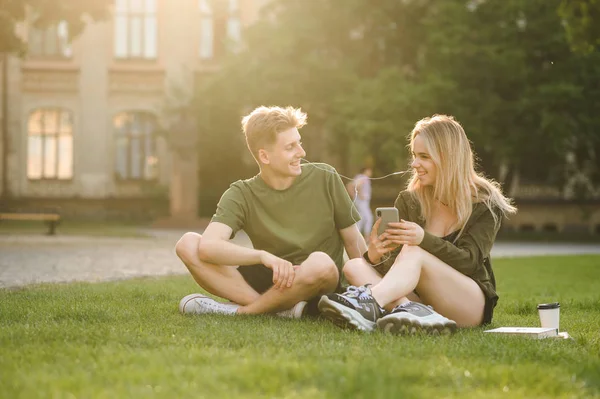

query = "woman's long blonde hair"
[{"left": 406, "top": 115, "right": 517, "bottom": 235}]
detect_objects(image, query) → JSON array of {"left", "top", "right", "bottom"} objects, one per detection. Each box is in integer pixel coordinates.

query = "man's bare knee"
[
  {"left": 175, "top": 232, "right": 202, "bottom": 264},
  {"left": 310, "top": 262, "right": 339, "bottom": 289},
  {"left": 342, "top": 258, "right": 365, "bottom": 282},
  {"left": 304, "top": 251, "right": 334, "bottom": 267},
  {"left": 301, "top": 252, "right": 338, "bottom": 286}
]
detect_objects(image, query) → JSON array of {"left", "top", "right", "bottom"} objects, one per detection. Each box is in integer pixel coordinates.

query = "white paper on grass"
[{"left": 484, "top": 327, "right": 558, "bottom": 339}]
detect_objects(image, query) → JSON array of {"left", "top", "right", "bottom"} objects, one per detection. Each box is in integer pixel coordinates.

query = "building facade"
[{"left": 0, "top": 0, "right": 268, "bottom": 219}]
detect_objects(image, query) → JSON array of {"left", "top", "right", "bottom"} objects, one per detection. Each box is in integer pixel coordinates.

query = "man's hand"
[
  {"left": 385, "top": 219, "right": 425, "bottom": 246},
  {"left": 366, "top": 219, "right": 399, "bottom": 264},
  {"left": 260, "top": 251, "right": 295, "bottom": 289}
]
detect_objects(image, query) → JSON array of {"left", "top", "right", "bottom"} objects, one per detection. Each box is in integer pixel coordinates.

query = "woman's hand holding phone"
[
  {"left": 385, "top": 220, "right": 425, "bottom": 246},
  {"left": 366, "top": 219, "right": 399, "bottom": 264}
]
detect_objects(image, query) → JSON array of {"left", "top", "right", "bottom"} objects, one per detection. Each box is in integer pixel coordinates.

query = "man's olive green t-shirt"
[{"left": 211, "top": 163, "right": 360, "bottom": 270}]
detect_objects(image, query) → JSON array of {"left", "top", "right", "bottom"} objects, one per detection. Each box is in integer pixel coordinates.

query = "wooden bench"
[{"left": 0, "top": 212, "right": 61, "bottom": 235}]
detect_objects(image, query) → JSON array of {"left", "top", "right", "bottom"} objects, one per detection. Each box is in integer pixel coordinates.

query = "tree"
[
  {"left": 335, "top": 0, "right": 600, "bottom": 194},
  {"left": 559, "top": 0, "right": 600, "bottom": 54},
  {"left": 420, "top": 0, "right": 600, "bottom": 194},
  {"left": 0, "top": 0, "right": 110, "bottom": 53},
  {"left": 194, "top": 0, "right": 437, "bottom": 175},
  {"left": 194, "top": 0, "right": 600, "bottom": 209}
]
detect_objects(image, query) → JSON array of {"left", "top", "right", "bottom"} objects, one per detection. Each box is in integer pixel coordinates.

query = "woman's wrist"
[{"left": 363, "top": 250, "right": 380, "bottom": 266}]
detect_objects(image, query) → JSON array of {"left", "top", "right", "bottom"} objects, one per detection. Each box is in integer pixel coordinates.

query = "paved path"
[{"left": 1, "top": 230, "right": 599, "bottom": 289}]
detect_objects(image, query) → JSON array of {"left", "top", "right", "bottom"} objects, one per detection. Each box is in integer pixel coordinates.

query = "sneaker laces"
[
  {"left": 197, "top": 297, "right": 238, "bottom": 314},
  {"left": 344, "top": 285, "right": 372, "bottom": 300}
]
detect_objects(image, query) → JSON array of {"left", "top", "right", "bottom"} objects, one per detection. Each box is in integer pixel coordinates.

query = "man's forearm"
[
  {"left": 340, "top": 225, "right": 367, "bottom": 259},
  {"left": 346, "top": 239, "right": 367, "bottom": 259},
  {"left": 198, "top": 239, "right": 264, "bottom": 266}
]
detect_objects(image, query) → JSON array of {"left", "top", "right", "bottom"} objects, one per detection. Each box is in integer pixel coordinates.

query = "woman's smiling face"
[{"left": 410, "top": 134, "right": 437, "bottom": 187}]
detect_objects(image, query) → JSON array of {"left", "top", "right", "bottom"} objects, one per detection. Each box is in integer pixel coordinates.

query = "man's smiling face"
[{"left": 262, "top": 127, "right": 306, "bottom": 178}]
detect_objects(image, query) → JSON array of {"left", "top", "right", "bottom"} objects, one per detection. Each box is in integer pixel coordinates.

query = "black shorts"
[
  {"left": 482, "top": 295, "right": 497, "bottom": 325},
  {"left": 237, "top": 264, "right": 342, "bottom": 317},
  {"left": 238, "top": 264, "right": 344, "bottom": 293},
  {"left": 238, "top": 264, "right": 274, "bottom": 294}
]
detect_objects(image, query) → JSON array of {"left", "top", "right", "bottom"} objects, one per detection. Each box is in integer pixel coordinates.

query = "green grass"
[
  {"left": 0, "top": 220, "right": 151, "bottom": 238},
  {"left": 1, "top": 256, "right": 599, "bottom": 398}
]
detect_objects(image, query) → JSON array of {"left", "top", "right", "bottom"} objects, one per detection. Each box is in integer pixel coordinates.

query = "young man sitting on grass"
[{"left": 176, "top": 106, "right": 366, "bottom": 318}]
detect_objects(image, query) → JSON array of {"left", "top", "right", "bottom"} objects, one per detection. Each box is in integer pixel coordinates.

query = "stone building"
[{"left": 0, "top": 0, "right": 268, "bottom": 220}]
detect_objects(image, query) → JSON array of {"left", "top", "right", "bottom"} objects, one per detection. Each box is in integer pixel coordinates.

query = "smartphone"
[{"left": 376, "top": 207, "right": 399, "bottom": 236}]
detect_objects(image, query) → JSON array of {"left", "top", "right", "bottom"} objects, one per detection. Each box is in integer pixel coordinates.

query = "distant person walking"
[{"left": 352, "top": 167, "right": 373, "bottom": 239}]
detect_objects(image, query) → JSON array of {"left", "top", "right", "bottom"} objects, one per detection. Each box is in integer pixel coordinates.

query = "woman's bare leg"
[
  {"left": 370, "top": 245, "right": 485, "bottom": 327},
  {"left": 342, "top": 258, "right": 421, "bottom": 310}
]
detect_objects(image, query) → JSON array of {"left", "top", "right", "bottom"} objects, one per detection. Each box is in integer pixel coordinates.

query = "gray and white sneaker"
[
  {"left": 179, "top": 294, "right": 239, "bottom": 315},
  {"left": 180, "top": 294, "right": 306, "bottom": 319},
  {"left": 318, "top": 285, "right": 385, "bottom": 332},
  {"left": 276, "top": 301, "right": 307, "bottom": 319},
  {"left": 376, "top": 301, "right": 457, "bottom": 335}
]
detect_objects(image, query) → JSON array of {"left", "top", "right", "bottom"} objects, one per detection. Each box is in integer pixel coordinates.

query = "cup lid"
[{"left": 537, "top": 302, "right": 560, "bottom": 310}]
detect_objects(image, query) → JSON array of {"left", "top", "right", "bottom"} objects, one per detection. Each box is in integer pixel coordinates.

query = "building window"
[
  {"left": 27, "top": 109, "right": 74, "bottom": 180},
  {"left": 28, "top": 21, "right": 72, "bottom": 58},
  {"left": 114, "top": 0, "right": 157, "bottom": 59},
  {"left": 199, "top": 0, "right": 214, "bottom": 60},
  {"left": 226, "top": 0, "right": 241, "bottom": 52},
  {"left": 199, "top": 0, "right": 241, "bottom": 60},
  {"left": 114, "top": 112, "right": 158, "bottom": 180}
]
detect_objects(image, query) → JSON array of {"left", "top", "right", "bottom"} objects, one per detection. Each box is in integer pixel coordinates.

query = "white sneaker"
[
  {"left": 179, "top": 294, "right": 239, "bottom": 315},
  {"left": 276, "top": 301, "right": 307, "bottom": 319}
]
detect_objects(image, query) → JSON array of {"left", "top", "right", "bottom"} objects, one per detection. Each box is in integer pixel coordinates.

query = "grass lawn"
[
  {"left": 496, "top": 230, "right": 600, "bottom": 244},
  {"left": 0, "top": 220, "right": 151, "bottom": 238},
  {"left": 1, "top": 256, "right": 599, "bottom": 398}
]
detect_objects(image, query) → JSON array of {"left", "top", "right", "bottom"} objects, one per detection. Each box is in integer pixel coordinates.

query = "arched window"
[
  {"left": 28, "top": 20, "right": 72, "bottom": 58},
  {"left": 114, "top": 111, "right": 158, "bottom": 180},
  {"left": 199, "top": 0, "right": 214, "bottom": 60},
  {"left": 114, "top": 0, "right": 158, "bottom": 59},
  {"left": 27, "top": 108, "right": 74, "bottom": 180}
]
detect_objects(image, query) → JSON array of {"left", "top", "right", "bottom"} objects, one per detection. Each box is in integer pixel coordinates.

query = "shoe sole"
[
  {"left": 291, "top": 301, "right": 308, "bottom": 319},
  {"left": 276, "top": 301, "right": 308, "bottom": 319},
  {"left": 179, "top": 293, "right": 207, "bottom": 314},
  {"left": 318, "top": 296, "right": 376, "bottom": 332},
  {"left": 377, "top": 314, "right": 457, "bottom": 335}
]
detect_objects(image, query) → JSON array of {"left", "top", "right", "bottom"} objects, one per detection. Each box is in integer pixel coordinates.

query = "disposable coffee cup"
[{"left": 537, "top": 302, "right": 560, "bottom": 330}]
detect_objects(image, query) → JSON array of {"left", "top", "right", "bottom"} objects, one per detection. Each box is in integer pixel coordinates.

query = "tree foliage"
[
  {"left": 0, "top": 0, "right": 110, "bottom": 53},
  {"left": 559, "top": 0, "right": 600, "bottom": 54},
  {"left": 194, "top": 0, "right": 600, "bottom": 210}
]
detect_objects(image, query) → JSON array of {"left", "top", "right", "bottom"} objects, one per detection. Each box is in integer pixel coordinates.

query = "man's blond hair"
[{"left": 241, "top": 106, "right": 307, "bottom": 161}]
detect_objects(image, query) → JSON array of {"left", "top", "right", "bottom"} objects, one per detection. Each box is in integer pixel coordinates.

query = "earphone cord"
[{"left": 300, "top": 158, "right": 411, "bottom": 267}]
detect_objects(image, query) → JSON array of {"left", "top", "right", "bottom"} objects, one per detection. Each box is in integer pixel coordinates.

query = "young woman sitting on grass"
[{"left": 318, "top": 114, "right": 517, "bottom": 334}]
